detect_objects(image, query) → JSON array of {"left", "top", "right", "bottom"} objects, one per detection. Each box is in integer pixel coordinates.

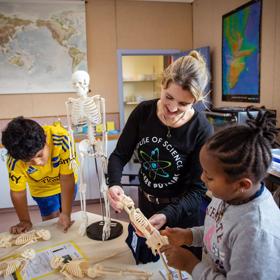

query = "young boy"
[{"left": 2, "top": 116, "right": 78, "bottom": 234}]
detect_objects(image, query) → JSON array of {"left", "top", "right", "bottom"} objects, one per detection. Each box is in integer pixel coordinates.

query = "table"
[{"left": 0, "top": 212, "right": 186, "bottom": 280}]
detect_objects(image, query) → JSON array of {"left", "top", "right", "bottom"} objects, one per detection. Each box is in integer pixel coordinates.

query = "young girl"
[{"left": 161, "top": 108, "right": 280, "bottom": 279}]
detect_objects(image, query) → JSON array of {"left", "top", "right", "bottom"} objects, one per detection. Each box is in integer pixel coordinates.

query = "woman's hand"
[
  {"left": 107, "top": 185, "right": 125, "bottom": 213},
  {"left": 149, "top": 213, "right": 167, "bottom": 230},
  {"left": 161, "top": 227, "right": 193, "bottom": 246},
  {"left": 131, "top": 213, "right": 166, "bottom": 238},
  {"left": 160, "top": 245, "right": 200, "bottom": 273}
]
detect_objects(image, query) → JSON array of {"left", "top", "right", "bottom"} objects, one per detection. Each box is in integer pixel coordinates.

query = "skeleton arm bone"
[
  {"left": 75, "top": 140, "right": 90, "bottom": 236},
  {"left": 65, "top": 100, "right": 79, "bottom": 172}
]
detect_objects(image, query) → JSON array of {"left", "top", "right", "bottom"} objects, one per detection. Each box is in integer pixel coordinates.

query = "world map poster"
[
  {"left": 0, "top": 1, "right": 87, "bottom": 94},
  {"left": 222, "top": 0, "right": 261, "bottom": 102}
]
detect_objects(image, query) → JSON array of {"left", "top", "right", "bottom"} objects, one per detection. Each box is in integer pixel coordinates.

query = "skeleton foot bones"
[{"left": 50, "top": 256, "right": 152, "bottom": 279}]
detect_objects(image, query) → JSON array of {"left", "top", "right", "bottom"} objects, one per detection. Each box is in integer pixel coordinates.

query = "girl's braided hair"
[{"left": 205, "top": 106, "right": 279, "bottom": 183}]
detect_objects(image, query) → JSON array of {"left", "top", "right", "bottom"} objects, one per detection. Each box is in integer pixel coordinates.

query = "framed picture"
[{"left": 222, "top": 0, "right": 262, "bottom": 102}]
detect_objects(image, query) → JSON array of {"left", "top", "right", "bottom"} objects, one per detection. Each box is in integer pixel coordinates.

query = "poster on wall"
[
  {"left": 0, "top": 0, "right": 87, "bottom": 94},
  {"left": 222, "top": 0, "right": 262, "bottom": 103}
]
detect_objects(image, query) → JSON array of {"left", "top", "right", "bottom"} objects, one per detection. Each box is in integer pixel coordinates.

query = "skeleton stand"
[{"left": 66, "top": 85, "right": 122, "bottom": 240}]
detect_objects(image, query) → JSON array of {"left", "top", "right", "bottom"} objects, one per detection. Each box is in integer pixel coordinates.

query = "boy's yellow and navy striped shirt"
[{"left": 6, "top": 125, "right": 78, "bottom": 197}]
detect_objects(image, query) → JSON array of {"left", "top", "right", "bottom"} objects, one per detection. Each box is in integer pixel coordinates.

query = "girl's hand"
[
  {"left": 160, "top": 245, "right": 200, "bottom": 273},
  {"left": 107, "top": 185, "right": 125, "bottom": 213},
  {"left": 161, "top": 227, "right": 193, "bottom": 246}
]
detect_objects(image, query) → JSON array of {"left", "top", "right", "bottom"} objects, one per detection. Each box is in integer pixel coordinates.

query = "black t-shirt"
[{"left": 108, "top": 99, "right": 213, "bottom": 226}]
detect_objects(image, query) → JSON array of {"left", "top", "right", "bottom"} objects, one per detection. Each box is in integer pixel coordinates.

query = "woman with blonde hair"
[{"left": 108, "top": 51, "right": 213, "bottom": 263}]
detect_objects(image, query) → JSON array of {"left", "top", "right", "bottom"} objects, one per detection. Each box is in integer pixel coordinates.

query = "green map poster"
[
  {"left": 222, "top": 0, "right": 261, "bottom": 103},
  {"left": 0, "top": 1, "right": 87, "bottom": 94}
]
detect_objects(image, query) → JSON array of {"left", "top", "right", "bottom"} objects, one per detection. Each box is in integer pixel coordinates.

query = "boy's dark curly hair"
[{"left": 1, "top": 116, "right": 46, "bottom": 161}]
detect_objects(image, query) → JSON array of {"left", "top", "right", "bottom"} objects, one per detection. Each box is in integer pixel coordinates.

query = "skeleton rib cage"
[{"left": 69, "top": 96, "right": 102, "bottom": 127}]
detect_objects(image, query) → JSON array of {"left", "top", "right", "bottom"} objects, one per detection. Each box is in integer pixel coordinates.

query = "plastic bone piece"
[
  {"left": 50, "top": 256, "right": 152, "bottom": 280},
  {"left": 87, "top": 264, "right": 152, "bottom": 279},
  {"left": 0, "top": 234, "right": 13, "bottom": 248},
  {"left": 66, "top": 70, "right": 111, "bottom": 239},
  {"left": 0, "top": 229, "right": 51, "bottom": 248},
  {"left": 0, "top": 249, "right": 35, "bottom": 277},
  {"left": 117, "top": 194, "right": 175, "bottom": 280}
]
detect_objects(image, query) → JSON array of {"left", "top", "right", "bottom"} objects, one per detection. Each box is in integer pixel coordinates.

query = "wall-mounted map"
[
  {"left": 0, "top": 1, "right": 87, "bottom": 94},
  {"left": 222, "top": 0, "right": 261, "bottom": 103}
]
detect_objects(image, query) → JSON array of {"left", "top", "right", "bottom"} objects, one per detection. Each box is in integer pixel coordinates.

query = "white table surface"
[{"left": 0, "top": 211, "right": 177, "bottom": 280}]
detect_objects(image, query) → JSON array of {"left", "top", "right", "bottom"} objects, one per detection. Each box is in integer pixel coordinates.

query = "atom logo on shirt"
[{"left": 140, "top": 148, "right": 171, "bottom": 180}]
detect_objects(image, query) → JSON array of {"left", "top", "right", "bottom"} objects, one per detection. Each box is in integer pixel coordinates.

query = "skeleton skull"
[{"left": 72, "top": 70, "right": 90, "bottom": 98}]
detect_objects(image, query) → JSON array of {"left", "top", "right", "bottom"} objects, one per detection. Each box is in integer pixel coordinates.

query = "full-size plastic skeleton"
[
  {"left": 50, "top": 256, "right": 152, "bottom": 280},
  {"left": 0, "top": 248, "right": 35, "bottom": 277},
  {"left": 117, "top": 194, "right": 182, "bottom": 280},
  {"left": 65, "top": 70, "right": 111, "bottom": 240}
]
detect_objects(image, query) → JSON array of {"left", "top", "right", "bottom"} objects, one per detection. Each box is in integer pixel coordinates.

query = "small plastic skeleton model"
[
  {"left": 0, "top": 248, "right": 35, "bottom": 277},
  {"left": 50, "top": 256, "right": 152, "bottom": 280},
  {"left": 0, "top": 229, "right": 51, "bottom": 248},
  {"left": 117, "top": 195, "right": 182, "bottom": 280},
  {"left": 66, "top": 70, "right": 111, "bottom": 239}
]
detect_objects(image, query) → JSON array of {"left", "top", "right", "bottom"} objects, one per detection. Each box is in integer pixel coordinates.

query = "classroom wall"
[
  {"left": 193, "top": 0, "right": 280, "bottom": 123},
  {"left": 0, "top": 0, "right": 192, "bottom": 119}
]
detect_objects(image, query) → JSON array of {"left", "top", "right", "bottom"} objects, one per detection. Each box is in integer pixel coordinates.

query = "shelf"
[
  {"left": 123, "top": 78, "right": 157, "bottom": 82},
  {"left": 124, "top": 101, "right": 140, "bottom": 105}
]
